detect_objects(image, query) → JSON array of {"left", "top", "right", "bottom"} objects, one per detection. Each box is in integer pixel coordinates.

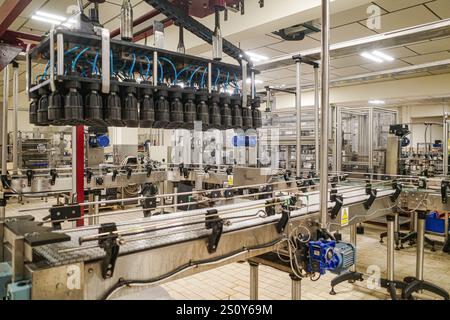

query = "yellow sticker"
[
  {"left": 227, "top": 175, "right": 234, "bottom": 187},
  {"left": 341, "top": 207, "right": 349, "bottom": 226}
]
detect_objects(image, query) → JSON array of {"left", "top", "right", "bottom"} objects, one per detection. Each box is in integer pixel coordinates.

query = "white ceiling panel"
[
  {"left": 331, "top": 3, "right": 387, "bottom": 28},
  {"left": 331, "top": 66, "right": 371, "bottom": 77},
  {"left": 426, "top": 0, "right": 450, "bottom": 19},
  {"left": 236, "top": 34, "right": 282, "bottom": 51},
  {"left": 331, "top": 54, "right": 372, "bottom": 68},
  {"left": 309, "top": 23, "right": 378, "bottom": 44},
  {"left": 18, "top": 0, "right": 47, "bottom": 18},
  {"left": 402, "top": 51, "right": 450, "bottom": 64},
  {"left": 406, "top": 37, "right": 450, "bottom": 55},
  {"left": 246, "top": 47, "right": 286, "bottom": 59},
  {"left": 261, "top": 69, "right": 296, "bottom": 79},
  {"left": 374, "top": 5, "right": 438, "bottom": 33},
  {"left": 267, "top": 36, "right": 320, "bottom": 54},
  {"left": 373, "top": 0, "right": 430, "bottom": 12},
  {"left": 380, "top": 46, "right": 418, "bottom": 59},
  {"left": 361, "top": 60, "right": 412, "bottom": 72}
]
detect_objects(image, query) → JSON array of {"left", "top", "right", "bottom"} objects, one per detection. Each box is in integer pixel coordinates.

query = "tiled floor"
[{"left": 6, "top": 198, "right": 450, "bottom": 300}]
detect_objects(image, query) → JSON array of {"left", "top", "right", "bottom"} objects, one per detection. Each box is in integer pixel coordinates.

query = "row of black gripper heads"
[{"left": 29, "top": 80, "right": 263, "bottom": 131}]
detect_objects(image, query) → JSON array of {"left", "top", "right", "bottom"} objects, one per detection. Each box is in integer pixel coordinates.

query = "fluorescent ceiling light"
[
  {"left": 372, "top": 50, "right": 394, "bottom": 62},
  {"left": 369, "top": 100, "right": 385, "bottom": 105},
  {"left": 31, "top": 15, "right": 63, "bottom": 25},
  {"left": 36, "top": 11, "right": 67, "bottom": 21},
  {"left": 360, "top": 52, "right": 383, "bottom": 63},
  {"left": 246, "top": 78, "right": 263, "bottom": 84},
  {"left": 245, "top": 52, "right": 269, "bottom": 62}
]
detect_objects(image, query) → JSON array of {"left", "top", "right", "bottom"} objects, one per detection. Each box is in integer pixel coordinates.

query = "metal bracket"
[
  {"left": 330, "top": 195, "right": 343, "bottom": 220},
  {"left": 98, "top": 223, "right": 120, "bottom": 279},
  {"left": 85, "top": 169, "right": 93, "bottom": 184},
  {"left": 205, "top": 209, "right": 222, "bottom": 253},
  {"left": 112, "top": 169, "right": 118, "bottom": 182},
  {"left": 146, "top": 165, "right": 153, "bottom": 178},
  {"left": 141, "top": 183, "right": 158, "bottom": 217},
  {"left": 364, "top": 188, "right": 377, "bottom": 210},
  {"left": 49, "top": 169, "right": 58, "bottom": 186},
  {"left": 441, "top": 181, "right": 449, "bottom": 204},
  {"left": 26, "top": 170, "right": 34, "bottom": 187},
  {"left": 49, "top": 204, "right": 81, "bottom": 230},
  {"left": 390, "top": 182, "right": 402, "bottom": 202},
  {"left": 276, "top": 209, "right": 290, "bottom": 233}
]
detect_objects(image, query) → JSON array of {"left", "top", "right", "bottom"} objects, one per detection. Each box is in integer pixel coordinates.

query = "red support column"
[{"left": 76, "top": 125, "right": 85, "bottom": 227}]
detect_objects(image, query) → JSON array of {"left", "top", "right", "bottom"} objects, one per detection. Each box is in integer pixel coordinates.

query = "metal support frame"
[
  {"left": 320, "top": 0, "right": 330, "bottom": 228},
  {"left": 12, "top": 62, "right": 19, "bottom": 173},
  {"left": 387, "top": 215, "right": 395, "bottom": 282},
  {"left": 242, "top": 60, "right": 248, "bottom": 110},
  {"left": 153, "top": 51, "right": 158, "bottom": 86},
  {"left": 443, "top": 113, "right": 448, "bottom": 176},
  {"left": 416, "top": 212, "right": 425, "bottom": 281},
  {"left": 2, "top": 65, "right": 9, "bottom": 176},
  {"left": 350, "top": 224, "right": 357, "bottom": 272},
  {"left": 314, "top": 65, "right": 320, "bottom": 172},
  {"left": 207, "top": 62, "right": 212, "bottom": 94},
  {"left": 249, "top": 262, "right": 259, "bottom": 300},
  {"left": 369, "top": 107, "right": 374, "bottom": 174},
  {"left": 294, "top": 57, "right": 302, "bottom": 178},
  {"left": 290, "top": 274, "right": 301, "bottom": 300}
]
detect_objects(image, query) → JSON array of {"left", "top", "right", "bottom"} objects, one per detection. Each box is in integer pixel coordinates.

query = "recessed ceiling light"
[
  {"left": 372, "top": 50, "right": 394, "bottom": 62},
  {"left": 36, "top": 11, "right": 67, "bottom": 22},
  {"left": 360, "top": 52, "right": 383, "bottom": 63},
  {"left": 245, "top": 52, "right": 269, "bottom": 62},
  {"left": 369, "top": 100, "right": 385, "bottom": 105}
]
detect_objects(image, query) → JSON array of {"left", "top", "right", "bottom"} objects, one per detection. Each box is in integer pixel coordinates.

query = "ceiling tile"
[
  {"left": 267, "top": 36, "right": 320, "bottom": 54},
  {"left": 235, "top": 34, "right": 282, "bottom": 51},
  {"left": 426, "top": 0, "right": 450, "bottom": 19},
  {"left": 331, "top": 66, "right": 371, "bottom": 77},
  {"left": 361, "top": 59, "right": 412, "bottom": 72},
  {"left": 261, "top": 69, "right": 296, "bottom": 79},
  {"left": 247, "top": 47, "right": 286, "bottom": 59},
  {"left": 309, "top": 23, "right": 377, "bottom": 44},
  {"left": 374, "top": 5, "right": 438, "bottom": 33},
  {"left": 331, "top": 4, "right": 387, "bottom": 28},
  {"left": 331, "top": 54, "right": 370, "bottom": 68},
  {"left": 406, "top": 37, "right": 450, "bottom": 55},
  {"left": 18, "top": 0, "right": 47, "bottom": 18},
  {"left": 374, "top": 0, "right": 430, "bottom": 12},
  {"left": 402, "top": 51, "right": 450, "bottom": 64},
  {"left": 380, "top": 46, "right": 418, "bottom": 59}
]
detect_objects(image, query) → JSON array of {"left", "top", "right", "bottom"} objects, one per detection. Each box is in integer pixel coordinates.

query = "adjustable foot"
[
  {"left": 402, "top": 279, "right": 449, "bottom": 300},
  {"left": 330, "top": 271, "right": 364, "bottom": 295},
  {"left": 380, "top": 278, "right": 406, "bottom": 300}
]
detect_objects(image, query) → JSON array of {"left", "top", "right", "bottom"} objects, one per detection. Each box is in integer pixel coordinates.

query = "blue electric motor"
[{"left": 308, "top": 240, "right": 356, "bottom": 275}]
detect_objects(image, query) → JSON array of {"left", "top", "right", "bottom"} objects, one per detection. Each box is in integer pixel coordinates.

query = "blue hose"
[
  {"left": 188, "top": 66, "right": 202, "bottom": 87},
  {"left": 92, "top": 51, "right": 99, "bottom": 74},
  {"left": 110, "top": 50, "right": 114, "bottom": 76},
  {"left": 144, "top": 56, "right": 151, "bottom": 80},
  {"left": 159, "top": 57, "right": 177, "bottom": 83},
  {"left": 157, "top": 59, "right": 164, "bottom": 84},
  {"left": 200, "top": 67, "right": 208, "bottom": 88},
  {"left": 129, "top": 53, "right": 136, "bottom": 77},
  {"left": 71, "top": 47, "right": 90, "bottom": 72},
  {"left": 224, "top": 72, "right": 230, "bottom": 90},
  {"left": 176, "top": 65, "right": 192, "bottom": 81},
  {"left": 214, "top": 68, "right": 221, "bottom": 88},
  {"left": 41, "top": 61, "right": 50, "bottom": 80}
]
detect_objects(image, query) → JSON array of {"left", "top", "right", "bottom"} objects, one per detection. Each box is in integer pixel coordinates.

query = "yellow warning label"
[
  {"left": 341, "top": 207, "right": 349, "bottom": 226},
  {"left": 227, "top": 175, "right": 234, "bottom": 187}
]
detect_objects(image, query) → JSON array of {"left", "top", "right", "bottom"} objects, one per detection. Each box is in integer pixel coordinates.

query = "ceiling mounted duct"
[{"left": 273, "top": 20, "right": 321, "bottom": 41}]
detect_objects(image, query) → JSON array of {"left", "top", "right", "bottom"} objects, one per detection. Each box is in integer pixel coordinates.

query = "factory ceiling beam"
[
  {"left": 3, "top": 30, "right": 42, "bottom": 43},
  {"left": 110, "top": 9, "right": 161, "bottom": 38},
  {"left": 143, "top": 0, "right": 248, "bottom": 63},
  {"left": 0, "top": 0, "right": 32, "bottom": 38}
]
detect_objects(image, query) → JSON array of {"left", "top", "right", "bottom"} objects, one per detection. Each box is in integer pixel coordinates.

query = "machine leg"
[
  {"left": 290, "top": 274, "right": 301, "bottom": 300},
  {"left": 402, "top": 212, "right": 449, "bottom": 300},
  {"left": 330, "top": 224, "right": 364, "bottom": 295},
  {"left": 249, "top": 262, "right": 259, "bottom": 300}
]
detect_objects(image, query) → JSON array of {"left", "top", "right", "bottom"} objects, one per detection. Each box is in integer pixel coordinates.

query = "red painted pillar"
[{"left": 76, "top": 125, "right": 85, "bottom": 227}]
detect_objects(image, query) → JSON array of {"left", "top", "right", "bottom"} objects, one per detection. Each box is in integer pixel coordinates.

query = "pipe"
[
  {"left": 320, "top": 0, "right": 330, "bottom": 228},
  {"left": 249, "top": 262, "right": 259, "bottom": 300},
  {"left": 443, "top": 112, "right": 448, "bottom": 175},
  {"left": 387, "top": 215, "right": 395, "bottom": 281},
  {"left": 241, "top": 60, "right": 248, "bottom": 109},
  {"left": 12, "top": 63, "right": 19, "bottom": 172},
  {"left": 314, "top": 66, "right": 320, "bottom": 173},
  {"left": 2, "top": 65, "right": 9, "bottom": 176},
  {"left": 71, "top": 127, "right": 77, "bottom": 200},
  {"left": 416, "top": 212, "right": 425, "bottom": 281},
  {"left": 295, "top": 58, "right": 302, "bottom": 178},
  {"left": 290, "top": 274, "right": 301, "bottom": 300}
]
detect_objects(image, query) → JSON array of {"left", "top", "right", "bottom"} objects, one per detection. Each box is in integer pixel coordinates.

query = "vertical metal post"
[
  {"left": 369, "top": 107, "right": 374, "bottom": 175},
  {"left": 241, "top": 60, "right": 248, "bottom": 110},
  {"left": 94, "top": 193, "right": 100, "bottom": 225},
  {"left": 2, "top": 65, "right": 10, "bottom": 176},
  {"left": 336, "top": 106, "right": 342, "bottom": 172},
  {"left": 386, "top": 215, "right": 395, "bottom": 281},
  {"left": 249, "top": 262, "right": 259, "bottom": 300},
  {"left": 153, "top": 51, "right": 158, "bottom": 86},
  {"left": 49, "top": 29, "right": 56, "bottom": 92},
  {"left": 12, "top": 63, "right": 19, "bottom": 173},
  {"left": 332, "top": 105, "right": 338, "bottom": 172},
  {"left": 350, "top": 224, "right": 357, "bottom": 272},
  {"left": 320, "top": 0, "right": 330, "bottom": 228},
  {"left": 443, "top": 113, "right": 448, "bottom": 175},
  {"left": 314, "top": 65, "right": 320, "bottom": 173},
  {"left": 290, "top": 274, "right": 301, "bottom": 300},
  {"left": 71, "top": 127, "right": 77, "bottom": 199},
  {"left": 416, "top": 212, "right": 425, "bottom": 281},
  {"left": 57, "top": 33, "right": 64, "bottom": 76},
  {"left": 294, "top": 58, "right": 302, "bottom": 178},
  {"left": 251, "top": 70, "right": 256, "bottom": 99},
  {"left": 207, "top": 62, "right": 212, "bottom": 94}
]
